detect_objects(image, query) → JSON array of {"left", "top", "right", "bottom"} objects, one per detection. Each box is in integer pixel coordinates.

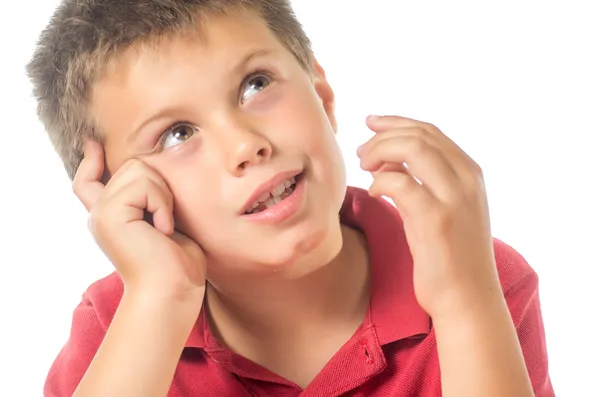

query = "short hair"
[{"left": 26, "top": 0, "right": 313, "bottom": 179}]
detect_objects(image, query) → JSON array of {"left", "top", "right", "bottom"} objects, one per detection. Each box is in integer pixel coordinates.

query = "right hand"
[{"left": 73, "top": 139, "right": 207, "bottom": 301}]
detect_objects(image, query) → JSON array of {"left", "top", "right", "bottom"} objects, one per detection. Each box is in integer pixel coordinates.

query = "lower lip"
[{"left": 241, "top": 175, "right": 307, "bottom": 225}]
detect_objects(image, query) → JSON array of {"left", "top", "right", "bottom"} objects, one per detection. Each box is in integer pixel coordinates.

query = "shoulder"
[
  {"left": 492, "top": 238, "right": 538, "bottom": 292},
  {"left": 81, "top": 271, "right": 124, "bottom": 329},
  {"left": 491, "top": 240, "right": 554, "bottom": 394},
  {"left": 491, "top": 238, "right": 544, "bottom": 328},
  {"left": 44, "top": 272, "right": 123, "bottom": 396}
]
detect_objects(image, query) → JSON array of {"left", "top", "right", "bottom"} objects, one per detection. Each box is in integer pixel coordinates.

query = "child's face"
[{"left": 90, "top": 11, "right": 347, "bottom": 277}]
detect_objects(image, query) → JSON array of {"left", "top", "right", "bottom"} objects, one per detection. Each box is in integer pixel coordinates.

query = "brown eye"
[
  {"left": 162, "top": 124, "right": 197, "bottom": 149},
  {"left": 241, "top": 74, "right": 272, "bottom": 103}
]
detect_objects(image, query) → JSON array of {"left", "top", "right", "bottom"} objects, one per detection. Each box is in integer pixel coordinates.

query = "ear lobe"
[{"left": 312, "top": 60, "right": 338, "bottom": 134}]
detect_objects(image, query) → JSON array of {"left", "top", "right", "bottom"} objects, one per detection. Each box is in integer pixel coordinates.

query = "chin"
[{"left": 253, "top": 217, "right": 344, "bottom": 278}]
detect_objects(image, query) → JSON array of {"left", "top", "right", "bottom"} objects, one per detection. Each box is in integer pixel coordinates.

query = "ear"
[{"left": 312, "top": 58, "right": 338, "bottom": 134}]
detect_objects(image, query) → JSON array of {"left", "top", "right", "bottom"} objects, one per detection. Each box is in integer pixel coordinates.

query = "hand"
[
  {"left": 357, "top": 115, "right": 500, "bottom": 318},
  {"left": 73, "top": 140, "right": 207, "bottom": 301}
]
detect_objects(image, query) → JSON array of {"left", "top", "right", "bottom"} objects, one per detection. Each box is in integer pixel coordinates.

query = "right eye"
[{"left": 159, "top": 123, "right": 198, "bottom": 150}]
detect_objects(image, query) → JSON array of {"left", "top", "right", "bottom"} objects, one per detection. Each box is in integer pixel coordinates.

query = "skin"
[
  {"left": 71, "top": 9, "right": 534, "bottom": 397},
  {"left": 360, "top": 116, "right": 534, "bottom": 396}
]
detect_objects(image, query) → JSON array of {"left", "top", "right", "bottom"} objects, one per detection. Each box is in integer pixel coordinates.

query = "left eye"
[
  {"left": 241, "top": 74, "right": 272, "bottom": 103},
  {"left": 161, "top": 124, "right": 197, "bottom": 149}
]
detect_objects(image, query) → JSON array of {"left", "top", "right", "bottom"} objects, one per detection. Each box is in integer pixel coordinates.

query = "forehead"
[
  {"left": 99, "top": 9, "right": 282, "bottom": 87},
  {"left": 88, "top": 9, "right": 293, "bottom": 166}
]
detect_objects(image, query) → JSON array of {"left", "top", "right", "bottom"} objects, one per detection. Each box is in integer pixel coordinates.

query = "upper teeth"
[{"left": 247, "top": 176, "right": 296, "bottom": 213}]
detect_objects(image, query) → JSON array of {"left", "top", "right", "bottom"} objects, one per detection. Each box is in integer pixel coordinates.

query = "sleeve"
[
  {"left": 44, "top": 294, "right": 106, "bottom": 397},
  {"left": 494, "top": 239, "right": 554, "bottom": 397}
]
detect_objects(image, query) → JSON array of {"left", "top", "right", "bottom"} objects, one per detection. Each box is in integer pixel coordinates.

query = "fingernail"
[{"left": 368, "top": 115, "right": 381, "bottom": 122}]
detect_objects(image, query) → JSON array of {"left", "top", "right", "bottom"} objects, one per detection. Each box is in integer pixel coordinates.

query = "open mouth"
[{"left": 244, "top": 175, "right": 298, "bottom": 215}]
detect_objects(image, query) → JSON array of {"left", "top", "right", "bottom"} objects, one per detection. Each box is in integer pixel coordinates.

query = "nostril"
[
  {"left": 234, "top": 145, "right": 270, "bottom": 172},
  {"left": 237, "top": 160, "right": 249, "bottom": 171}
]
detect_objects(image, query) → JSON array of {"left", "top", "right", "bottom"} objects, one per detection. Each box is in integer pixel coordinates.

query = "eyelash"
[
  {"left": 155, "top": 68, "right": 275, "bottom": 150},
  {"left": 241, "top": 68, "right": 275, "bottom": 102},
  {"left": 155, "top": 122, "right": 196, "bottom": 150}
]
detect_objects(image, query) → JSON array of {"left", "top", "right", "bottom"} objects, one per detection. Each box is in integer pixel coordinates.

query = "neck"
[{"left": 205, "top": 224, "right": 371, "bottom": 348}]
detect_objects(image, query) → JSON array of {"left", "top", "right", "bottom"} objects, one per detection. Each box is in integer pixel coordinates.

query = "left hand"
[{"left": 357, "top": 115, "right": 501, "bottom": 318}]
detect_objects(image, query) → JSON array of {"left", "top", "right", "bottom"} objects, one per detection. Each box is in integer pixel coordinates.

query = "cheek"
[
  {"left": 151, "top": 155, "right": 223, "bottom": 235},
  {"left": 172, "top": 189, "right": 212, "bottom": 230},
  {"left": 283, "top": 88, "right": 346, "bottom": 185},
  {"left": 277, "top": 90, "right": 335, "bottom": 149}
]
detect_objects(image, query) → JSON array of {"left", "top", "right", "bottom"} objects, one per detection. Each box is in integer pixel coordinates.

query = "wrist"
[
  {"left": 429, "top": 280, "right": 506, "bottom": 324},
  {"left": 431, "top": 282, "right": 535, "bottom": 397},
  {"left": 124, "top": 279, "right": 206, "bottom": 305},
  {"left": 122, "top": 286, "right": 204, "bottom": 327}
]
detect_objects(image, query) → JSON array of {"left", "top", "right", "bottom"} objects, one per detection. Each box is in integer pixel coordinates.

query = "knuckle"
[
  {"left": 471, "top": 160, "right": 483, "bottom": 176},
  {"left": 420, "top": 121, "right": 441, "bottom": 134},
  {"left": 363, "top": 140, "right": 379, "bottom": 156},
  {"left": 164, "top": 188, "right": 174, "bottom": 206},
  {"left": 121, "top": 158, "right": 146, "bottom": 175},
  {"left": 432, "top": 209, "right": 454, "bottom": 234},
  {"left": 446, "top": 189, "right": 466, "bottom": 209},
  {"left": 72, "top": 179, "right": 93, "bottom": 211},
  {"left": 129, "top": 175, "right": 154, "bottom": 195},
  {"left": 423, "top": 122, "right": 437, "bottom": 131},
  {"left": 72, "top": 158, "right": 86, "bottom": 179},
  {"left": 71, "top": 168, "right": 87, "bottom": 192},
  {"left": 465, "top": 164, "right": 485, "bottom": 192},
  {"left": 389, "top": 172, "right": 411, "bottom": 192},
  {"left": 139, "top": 176, "right": 154, "bottom": 190},
  {"left": 125, "top": 158, "right": 143, "bottom": 167},
  {"left": 71, "top": 179, "right": 82, "bottom": 196},
  {"left": 87, "top": 207, "right": 105, "bottom": 235},
  {"left": 462, "top": 152, "right": 483, "bottom": 174},
  {"left": 408, "top": 136, "right": 428, "bottom": 155}
]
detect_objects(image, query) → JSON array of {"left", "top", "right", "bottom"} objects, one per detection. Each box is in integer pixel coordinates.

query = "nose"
[{"left": 222, "top": 123, "right": 272, "bottom": 175}]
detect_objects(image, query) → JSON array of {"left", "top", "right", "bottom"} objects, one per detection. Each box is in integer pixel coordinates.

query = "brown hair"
[{"left": 26, "top": 0, "right": 313, "bottom": 179}]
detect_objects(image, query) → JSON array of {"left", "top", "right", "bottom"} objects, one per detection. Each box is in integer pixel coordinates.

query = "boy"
[{"left": 27, "top": 0, "right": 553, "bottom": 396}]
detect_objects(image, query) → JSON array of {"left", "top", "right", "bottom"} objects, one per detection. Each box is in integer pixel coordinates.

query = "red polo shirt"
[{"left": 44, "top": 187, "right": 554, "bottom": 396}]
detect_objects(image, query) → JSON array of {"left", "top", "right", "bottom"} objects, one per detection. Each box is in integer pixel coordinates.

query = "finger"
[
  {"left": 146, "top": 183, "right": 175, "bottom": 236},
  {"left": 358, "top": 127, "right": 438, "bottom": 159},
  {"left": 73, "top": 139, "right": 106, "bottom": 211},
  {"left": 106, "top": 158, "right": 170, "bottom": 199},
  {"left": 360, "top": 135, "right": 459, "bottom": 201},
  {"left": 104, "top": 158, "right": 174, "bottom": 234},
  {"left": 358, "top": 128, "right": 435, "bottom": 183},
  {"left": 372, "top": 161, "right": 408, "bottom": 176},
  {"left": 366, "top": 115, "right": 477, "bottom": 176},
  {"left": 366, "top": 115, "right": 423, "bottom": 133},
  {"left": 369, "top": 171, "right": 438, "bottom": 220},
  {"left": 113, "top": 178, "right": 175, "bottom": 236},
  {"left": 366, "top": 115, "right": 445, "bottom": 141}
]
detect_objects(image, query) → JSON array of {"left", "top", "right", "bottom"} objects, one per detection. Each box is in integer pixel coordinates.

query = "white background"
[{"left": 1, "top": 0, "right": 598, "bottom": 395}]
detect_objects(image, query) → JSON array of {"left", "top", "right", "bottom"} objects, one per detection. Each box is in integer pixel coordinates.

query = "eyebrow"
[
  {"left": 231, "top": 48, "right": 276, "bottom": 74},
  {"left": 129, "top": 48, "right": 276, "bottom": 143}
]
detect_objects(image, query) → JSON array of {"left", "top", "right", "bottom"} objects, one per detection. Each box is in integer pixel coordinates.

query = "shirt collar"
[
  {"left": 339, "top": 187, "right": 431, "bottom": 344},
  {"left": 185, "top": 186, "right": 430, "bottom": 349}
]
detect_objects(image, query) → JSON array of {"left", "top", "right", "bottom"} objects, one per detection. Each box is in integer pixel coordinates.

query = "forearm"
[
  {"left": 73, "top": 291, "right": 202, "bottom": 397},
  {"left": 433, "top": 286, "right": 534, "bottom": 397}
]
